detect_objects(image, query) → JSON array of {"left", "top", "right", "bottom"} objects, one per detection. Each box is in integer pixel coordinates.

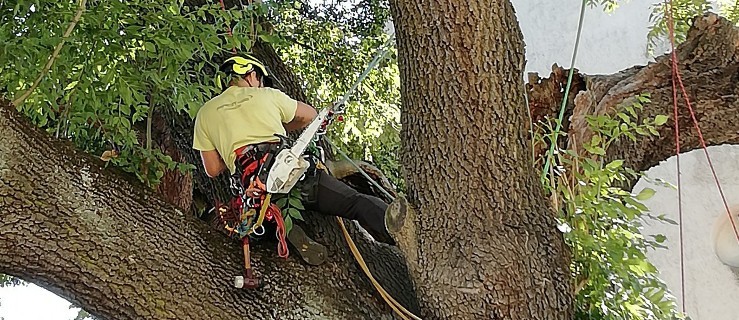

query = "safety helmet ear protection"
[{"left": 217, "top": 54, "right": 275, "bottom": 89}]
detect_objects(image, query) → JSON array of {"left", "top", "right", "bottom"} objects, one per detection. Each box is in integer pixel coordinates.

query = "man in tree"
[{"left": 192, "top": 54, "right": 396, "bottom": 270}]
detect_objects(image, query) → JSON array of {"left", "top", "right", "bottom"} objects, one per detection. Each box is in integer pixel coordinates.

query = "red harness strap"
[{"left": 232, "top": 143, "right": 289, "bottom": 259}]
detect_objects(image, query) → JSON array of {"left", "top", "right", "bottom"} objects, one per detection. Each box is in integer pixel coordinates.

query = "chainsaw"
[
  {"left": 265, "top": 106, "right": 338, "bottom": 194},
  {"left": 265, "top": 35, "right": 395, "bottom": 194}
]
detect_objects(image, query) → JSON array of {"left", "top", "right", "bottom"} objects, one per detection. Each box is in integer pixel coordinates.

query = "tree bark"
[
  {"left": 0, "top": 101, "right": 419, "bottom": 320},
  {"left": 389, "top": 0, "right": 573, "bottom": 319}
]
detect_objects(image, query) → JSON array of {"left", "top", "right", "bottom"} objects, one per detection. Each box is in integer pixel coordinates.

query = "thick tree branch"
[
  {"left": 0, "top": 100, "right": 418, "bottom": 320},
  {"left": 528, "top": 13, "right": 739, "bottom": 177}
]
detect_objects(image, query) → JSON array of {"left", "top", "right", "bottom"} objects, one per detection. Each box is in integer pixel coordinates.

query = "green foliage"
[
  {"left": 646, "top": 0, "right": 713, "bottom": 55},
  {"left": 0, "top": 274, "right": 23, "bottom": 287},
  {"left": 539, "top": 93, "right": 683, "bottom": 320},
  {"left": 1, "top": 0, "right": 403, "bottom": 189},
  {"left": 274, "top": 186, "right": 306, "bottom": 234},
  {"left": 0, "top": 0, "right": 271, "bottom": 186},
  {"left": 587, "top": 0, "right": 622, "bottom": 12},
  {"left": 71, "top": 307, "right": 96, "bottom": 320},
  {"left": 719, "top": 0, "right": 739, "bottom": 23}
]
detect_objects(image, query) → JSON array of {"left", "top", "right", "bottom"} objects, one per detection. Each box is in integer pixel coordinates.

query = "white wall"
[
  {"left": 634, "top": 145, "right": 739, "bottom": 320},
  {"left": 512, "top": 0, "right": 729, "bottom": 76},
  {"left": 512, "top": 0, "right": 662, "bottom": 75}
]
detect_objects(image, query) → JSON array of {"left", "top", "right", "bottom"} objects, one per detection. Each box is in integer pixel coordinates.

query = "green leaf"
[
  {"left": 119, "top": 104, "right": 131, "bottom": 116},
  {"left": 144, "top": 42, "right": 156, "bottom": 52},
  {"left": 275, "top": 197, "right": 288, "bottom": 208},
  {"left": 605, "top": 159, "right": 624, "bottom": 170},
  {"left": 64, "top": 80, "right": 79, "bottom": 91},
  {"left": 636, "top": 188, "right": 656, "bottom": 201},
  {"left": 288, "top": 198, "right": 305, "bottom": 210},
  {"left": 287, "top": 208, "right": 303, "bottom": 221},
  {"left": 653, "top": 234, "right": 667, "bottom": 243},
  {"left": 590, "top": 146, "right": 606, "bottom": 156},
  {"left": 590, "top": 134, "right": 602, "bottom": 147},
  {"left": 654, "top": 114, "right": 668, "bottom": 126},
  {"left": 284, "top": 216, "right": 293, "bottom": 235}
]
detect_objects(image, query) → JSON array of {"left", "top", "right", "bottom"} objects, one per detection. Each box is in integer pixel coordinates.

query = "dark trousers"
[{"left": 303, "top": 171, "right": 392, "bottom": 244}]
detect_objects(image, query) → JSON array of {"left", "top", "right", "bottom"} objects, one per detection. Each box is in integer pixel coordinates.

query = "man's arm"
[
  {"left": 284, "top": 101, "right": 317, "bottom": 132},
  {"left": 200, "top": 150, "right": 227, "bottom": 178}
]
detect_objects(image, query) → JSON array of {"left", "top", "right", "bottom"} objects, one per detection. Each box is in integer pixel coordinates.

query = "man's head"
[{"left": 218, "top": 55, "right": 274, "bottom": 89}]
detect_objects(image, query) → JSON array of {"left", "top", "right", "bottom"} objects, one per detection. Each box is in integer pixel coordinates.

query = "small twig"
[
  {"left": 146, "top": 96, "right": 155, "bottom": 153},
  {"left": 12, "top": 0, "right": 88, "bottom": 107},
  {"left": 574, "top": 277, "right": 589, "bottom": 294}
]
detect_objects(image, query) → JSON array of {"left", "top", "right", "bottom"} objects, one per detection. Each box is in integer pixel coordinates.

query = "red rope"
[
  {"left": 270, "top": 204, "right": 289, "bottom": 259},
  {"left": 666, "top": 0, "right": 739, "bottom": 313},
  {"left": 665, "top": 1, "right": 686, "bottom": 311},
  {"left": 673, "top": 55, "right": 739, "bottom": 245}
]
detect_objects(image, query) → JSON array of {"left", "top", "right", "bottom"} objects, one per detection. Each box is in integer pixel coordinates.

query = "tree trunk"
[
  {"left": 0, "top": 101, "right": 419, "bottom": 320},
  {"left": 388, "top": 0, "right": 573, "bottom": 319}
]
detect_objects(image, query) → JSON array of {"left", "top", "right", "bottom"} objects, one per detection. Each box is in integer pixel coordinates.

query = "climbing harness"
[{"left": 215, "top": 142, "right": 291, "bottom": 289}]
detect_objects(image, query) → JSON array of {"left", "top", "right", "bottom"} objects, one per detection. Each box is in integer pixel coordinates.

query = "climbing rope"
[
  {"left": 317, "top": 34, "right": 422, "bottom": 319},
  {"left": 336, "top": 217, "right": 422, "bottom": 320},
  {"left": 665, "top": 0, "right": 739, "bottom": 312},
  {"left": 665, "top": 1, "right": 686, "bottom": 311},
  {"left": 540, "top": 0, "right": 587, "bottom": 182},
  {"left": 330, "top": 34, "right": 395, "bottom": 113}
]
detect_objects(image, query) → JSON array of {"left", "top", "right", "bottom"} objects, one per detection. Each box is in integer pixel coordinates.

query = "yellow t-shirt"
[{"left": 192, "top": 86, "right": 298, "bottom": 174}]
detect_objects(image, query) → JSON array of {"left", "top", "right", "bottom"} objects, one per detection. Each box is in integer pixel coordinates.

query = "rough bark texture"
[
  {"left": 389, "top": 0, "right": 573, "bottom": 319},
  {"left": 528, "top": 13, "right": 739, "bottom": 176},
  {"left": 0, "top": 101, "right": 419, "bottom": 319}
]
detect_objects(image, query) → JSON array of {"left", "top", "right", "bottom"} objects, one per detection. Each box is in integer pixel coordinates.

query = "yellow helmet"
[{"left": 218, "top": 54, "right": 274, "bottom": 88}]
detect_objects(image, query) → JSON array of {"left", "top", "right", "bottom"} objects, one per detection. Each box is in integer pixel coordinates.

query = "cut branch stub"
[{"left": 528, "top": 13, "right": 739, "bottom": 178}]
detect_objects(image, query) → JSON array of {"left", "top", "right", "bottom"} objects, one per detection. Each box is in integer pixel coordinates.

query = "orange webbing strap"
[
  {"left": 335, "top": 218, "right": 422, "bottom": 320},
  {"left": 271, "top": 204, "right": 289, "bottom": 258}
]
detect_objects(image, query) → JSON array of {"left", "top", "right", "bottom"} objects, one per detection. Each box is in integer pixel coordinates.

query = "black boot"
[{"left": 356, "top": 211, "right": 396, "bottom": 246}]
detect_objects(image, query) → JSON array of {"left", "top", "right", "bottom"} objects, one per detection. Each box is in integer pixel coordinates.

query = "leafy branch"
[
  {"left": 538, "top": 93, "right": 682, "bottom": 320},
  {"left": 12, "top": 0, "right": 87, "bottom": 107}
]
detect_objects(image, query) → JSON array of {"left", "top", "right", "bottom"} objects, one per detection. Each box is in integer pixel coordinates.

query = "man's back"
[{"left": 193, "top": 86, "right": 297, "bottom": 174}]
